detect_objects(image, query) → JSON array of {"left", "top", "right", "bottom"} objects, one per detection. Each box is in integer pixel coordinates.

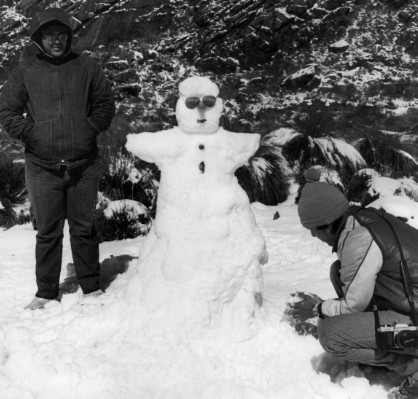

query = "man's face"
[
  {"left": 41, "top": 24, "right": 69, "bottom": 58},
  {"left": 309, "top": 226, "right": 335, "bottom": 247}
]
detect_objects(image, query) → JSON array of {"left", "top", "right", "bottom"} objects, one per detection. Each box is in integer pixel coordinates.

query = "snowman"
[{"left": 125, "top": 76, "right": 268, "bottom": 341}]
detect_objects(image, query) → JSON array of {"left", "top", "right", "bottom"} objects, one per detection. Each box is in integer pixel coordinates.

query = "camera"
[{"left": 376, "top": 323, "right": 418, "bottom": 350}]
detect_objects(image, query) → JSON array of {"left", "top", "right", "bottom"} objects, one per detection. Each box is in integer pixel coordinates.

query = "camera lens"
[{"left": 395, "top": 331, "right": 418, "bottom": 349}]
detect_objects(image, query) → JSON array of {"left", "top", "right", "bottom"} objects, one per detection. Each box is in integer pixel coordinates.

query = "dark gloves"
[{"left": 283, "top": 291, "right": 324, "bottom": 339}]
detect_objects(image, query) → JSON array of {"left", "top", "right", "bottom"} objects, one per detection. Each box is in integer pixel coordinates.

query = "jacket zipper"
[{"left": 57, "top": 70, "right": 65, "bottom": 165}]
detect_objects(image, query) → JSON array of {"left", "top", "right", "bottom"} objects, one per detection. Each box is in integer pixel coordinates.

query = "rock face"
[
  {"left": 1, "top": 0, "right": 418, "bottom": 155},
  {"left": 185, "top": 0, "right": 354, "bottom": 68},
  {"left": 0, "top": 0, "right": 416, "bottom": 73},
  {"left": 1, "top": 0, "right": 416, "bottom": 73}
]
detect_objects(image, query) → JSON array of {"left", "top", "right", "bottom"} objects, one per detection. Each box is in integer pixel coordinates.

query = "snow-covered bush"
[
  {"left": 97, "top": 115, "right": 160, "bottom": 217},
  {"left": 345, "top": 168, "right": 380, "bottom": 205},
  {"left": 99, "top": 152, "right": 134, "bottom": 201},
  {"left": 235, "top": 133, "right": 293, "bottom": 205},
  {"left": 0, "top": 156, "right": 27, "bottom": 228},
  {"left": 124, "top": 158, "right": 160, "bottom": 217},
  {"left": 346, "top": 169, "right": 418, "bottom": 206},
  {"left": 355, "top": 134, "right": 418, "bottom": 178},
  {"left": 99, "top": 150, "right": 159, "bottom": 215},
  {"left": 269, "top": 124, "right": 367, "bottom": 176},
  {"left": 0, "top": 199, "right": 17, "bottom": 229},
  {"left": 96, "top": 198, "right": 152, "bottom": 243}
]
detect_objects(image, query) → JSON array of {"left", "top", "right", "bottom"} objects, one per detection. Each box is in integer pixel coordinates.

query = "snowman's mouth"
[{"left": 197, "top": 119, "right": 207, "bottom": 123}]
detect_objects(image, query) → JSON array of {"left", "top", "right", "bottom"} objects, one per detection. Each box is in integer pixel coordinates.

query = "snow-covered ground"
[{"left": 0, "top": 186, "right": 416, "bottom": 399}]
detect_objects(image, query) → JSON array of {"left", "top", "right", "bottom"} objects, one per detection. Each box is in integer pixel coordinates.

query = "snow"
[
  {"left": 0, "top": 185, "right": 417, "bottom": 399},
  {"left": 369, "top": 195, "right": 418, "bottom": 229},
  {"left": 331, "top": 40, "right": 349, "bottom": 49},
  {"left": 368, "top": 176, "right": 418, "bottom": 202}
]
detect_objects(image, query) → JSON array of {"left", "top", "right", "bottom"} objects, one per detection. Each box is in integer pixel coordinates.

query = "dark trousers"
[
  {"left": 318, "top": 260, "right": 418, "bottom": 376},
  {"left": 25, "top": 157, "right": 103, "bottom": 299}
]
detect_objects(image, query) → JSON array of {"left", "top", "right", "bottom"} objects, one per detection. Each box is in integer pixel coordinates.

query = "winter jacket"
[
  {"left": 0, "top": 8, "right": 115, "bottom": 169},
  {"left": 321, "top": 206, "right": 418, "bottom": 317}
]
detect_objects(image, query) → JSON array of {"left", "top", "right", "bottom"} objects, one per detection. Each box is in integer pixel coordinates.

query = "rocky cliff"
[{"left": 1, "top": 0, "right": 418, "bottom": 150}]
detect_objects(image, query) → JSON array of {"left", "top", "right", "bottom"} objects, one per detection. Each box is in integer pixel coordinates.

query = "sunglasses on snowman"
[{"left": 185, "top": 96, "right": 217, "bottom": 109}]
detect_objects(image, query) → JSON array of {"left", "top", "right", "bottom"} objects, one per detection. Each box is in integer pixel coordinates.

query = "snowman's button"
[
  {"left": 199, "top": 144, "right": 205, "bottom": 150},
  {"left": 199, "top": 161, "right": 205, "bottom": 173}
]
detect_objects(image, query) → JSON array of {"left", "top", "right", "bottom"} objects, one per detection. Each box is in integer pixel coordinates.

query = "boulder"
[
  {"left": 116, "top": 83, "right": 142, "bottom": 97},
  {"left": 329, "top": 39, "right": 349, "bottom": 53},
  {"left": 321, "top": 0, "right": 349, "bottom": 11},
  {"left": 196, "top": 56, "right": 239, "bottom": 74},
  {"left": 283, "top": 64, "right": 321, "bottom": 90},
  {"left": 287, "top": 0, "right": 315, "bottom": 16}
]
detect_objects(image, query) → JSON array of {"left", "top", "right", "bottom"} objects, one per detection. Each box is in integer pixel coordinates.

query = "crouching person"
[{"left": 297, "top": 176, "right": 418, "bottom": 399}]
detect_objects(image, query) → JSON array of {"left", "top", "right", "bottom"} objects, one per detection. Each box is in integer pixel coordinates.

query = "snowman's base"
[{"left": 127, "top": 274, "right": 262, "bottom": 342}]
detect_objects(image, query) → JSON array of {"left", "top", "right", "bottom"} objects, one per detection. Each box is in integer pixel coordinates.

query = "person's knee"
[{"left": 317, "top": 318, "right": 349, "bottom": 358}]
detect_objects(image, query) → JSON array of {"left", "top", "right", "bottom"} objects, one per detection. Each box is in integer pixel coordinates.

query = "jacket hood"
[{"left": 30, "top": 8, "right": 73, "bottom": 55}]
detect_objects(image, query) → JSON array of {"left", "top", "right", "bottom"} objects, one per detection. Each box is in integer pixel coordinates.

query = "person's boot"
[
  {"left": 24, "top": 296, "right": 56, "bottom": 310},
  {"left": 389, "top": 373, "right": 418, "bottom": 399},
  {"left": 83, "top": 289, "right": 104, "bottom": 298},
  {"left": 81, "top": 289, "right": 106, "bottom": 305}
]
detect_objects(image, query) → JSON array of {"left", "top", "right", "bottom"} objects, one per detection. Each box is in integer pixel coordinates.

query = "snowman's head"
[{"left": 175, "top": 76, "right": 223, "bottom": 135}]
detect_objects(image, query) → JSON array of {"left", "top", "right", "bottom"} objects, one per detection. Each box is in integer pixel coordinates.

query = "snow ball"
[
  {"left": 175, "top": 76, "right": 224, "bottom": 135},
  {"left": 178, "top": 76, "right": 219, "bottom": 98}
]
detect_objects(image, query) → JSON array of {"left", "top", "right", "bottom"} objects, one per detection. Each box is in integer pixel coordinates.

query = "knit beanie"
[{"left": 298, "top": 182, "right": 349, "bottom": 229}]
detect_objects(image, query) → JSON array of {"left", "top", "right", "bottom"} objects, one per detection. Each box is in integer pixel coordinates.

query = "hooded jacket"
[{"left": 0, "top": 8, "right": 115, "bottom": 169}]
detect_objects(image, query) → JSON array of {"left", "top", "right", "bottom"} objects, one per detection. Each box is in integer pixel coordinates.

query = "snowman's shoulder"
[
  {"left": 142, "top": 127, "right": 178, "bottom": 138},
  {"left": 222, "top": 128, "right": 260, "bottom": 141},
  {"left": 137, "top": 128, "right": 181, "bottom": 144},
  {"left": 221, "top": 129, "right": 260, "bottom": 150},
  {"left": 126, "top": 128, "right": 183, "bottom": 162}
]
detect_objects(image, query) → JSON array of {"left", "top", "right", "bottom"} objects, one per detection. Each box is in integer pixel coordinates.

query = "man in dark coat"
[{"left": 0, "top": 8, "right": 115, "bottom": 310}]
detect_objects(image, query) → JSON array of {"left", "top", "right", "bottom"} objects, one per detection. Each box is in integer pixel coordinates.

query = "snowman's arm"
[
  {"left": 231, "top": 133, "right": 261, "bottom": 168},
  {"left": 125, "top": 131, "right": 178, "bottom": 164}
]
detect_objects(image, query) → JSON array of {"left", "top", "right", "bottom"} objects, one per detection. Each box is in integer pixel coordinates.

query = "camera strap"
[{"left": 372, "top": 212, "right": 418, "bottom": 327}]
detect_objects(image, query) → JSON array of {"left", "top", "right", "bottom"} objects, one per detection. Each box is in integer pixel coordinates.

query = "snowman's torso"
[
  {"left": 125, "top": 125, "right": 267, "bottom": 340},
  {"left": 154, "top": 127, "right": 255, "bottom": 239}
]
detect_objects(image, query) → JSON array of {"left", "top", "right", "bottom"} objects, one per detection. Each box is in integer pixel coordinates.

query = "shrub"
[
  {"left": 98, "top": 115, "right": 160, "bottom": 215},
  {"left": 0, "top": 156, "right": 27, "bottom": 228},
  {"left": 236, "top": 134, "right": 292, "bottom": 205},
  {"left": 0, "top": 156, "right": 26, "bottom": 206},
  {"left": 289, "top": 109, "right": 336, "bottom": 139},
  {"left": 355, "top": 134, "right": 418, "bottom": 178},
  {"left": 345, "top": 169, "right": 380, "bottom": 205},
  {"left": 96, "top": 199, "right": 152, "bottom": 243},
  {"left": 99, "top": 152, "right": 135, "bottom": 201},
  {"left": 346, "top": 170, "right": 418, "bottom": 207},
  {"left": 266, "top": 126, "right": 367, "bottom": 176},
  {"left": 0, "top": 200, "right": 17, "bottom": 229}
]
